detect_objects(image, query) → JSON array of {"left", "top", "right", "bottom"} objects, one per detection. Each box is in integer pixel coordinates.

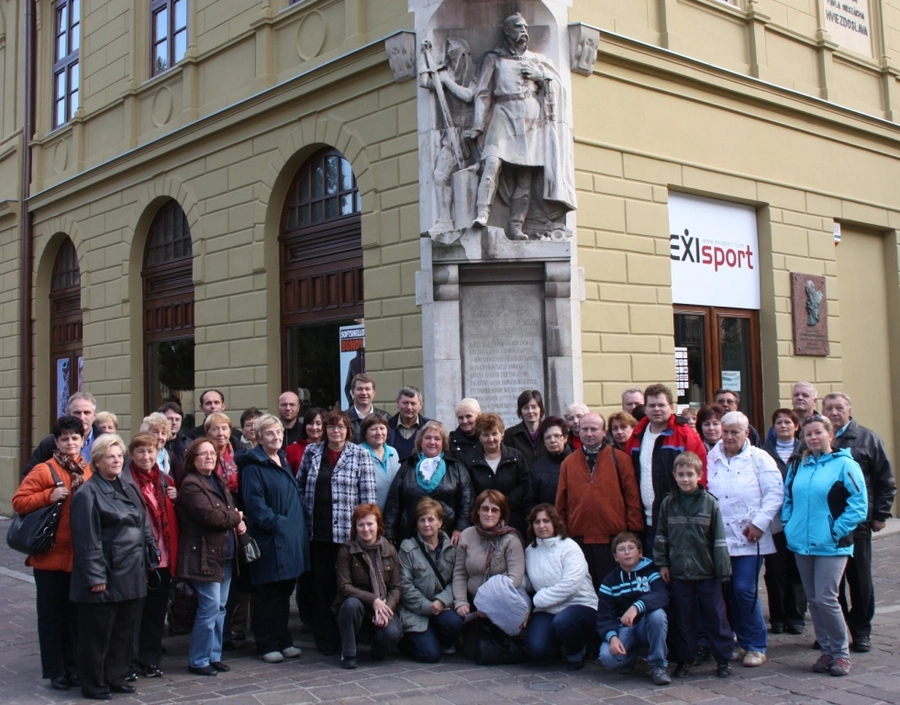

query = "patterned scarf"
[
  {"left": 217, "top": 445, "right": 238, "bottom": 494},
  {"left": 132, "top": 463, "right": 172, "bottom": 559},
  {"left": 475, "top": 523, "right": 519, "bottom": 578},
  {"left": 356, "top": 536, "right": 387, "bottom": 600},
  {"left": 52, "top": 450, "right": 86, "bottom": 492}
]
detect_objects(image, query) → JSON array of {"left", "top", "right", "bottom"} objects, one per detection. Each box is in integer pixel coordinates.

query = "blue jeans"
[
  {"left": 599, "top": 607, "right": 668, "bottom": 669},
  {"left": 726, "top": 555, "right": 767, "bottom": 653},
  {"left": 525, "top": 605, "right": 597, "bottom": 661},
  {"left": 400, "top": 610, "right": 465, "bottom": 663},
  {"left": 189, "top": 563, "right": 232, "bottom": 668}
]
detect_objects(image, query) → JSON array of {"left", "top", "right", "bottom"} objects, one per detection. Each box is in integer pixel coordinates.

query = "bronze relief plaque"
[{"left": 791, "top": 273, "right": 829, "bottom": 356}]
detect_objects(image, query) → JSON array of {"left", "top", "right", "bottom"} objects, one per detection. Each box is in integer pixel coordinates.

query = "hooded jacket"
[
  {"left": 781, "top": 448, "right": 868, "bottom": 557},
  {"left": 596, "top": 556, "right": 668, "bottom": 643}
]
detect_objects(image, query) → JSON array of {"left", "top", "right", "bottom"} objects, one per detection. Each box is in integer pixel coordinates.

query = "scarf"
[
  {"left": 415, "top": 452, "right": 447, "bottom": 493},
  {"left": 356, "top": 536, "right": 387, "bottom": 600},
  {"left": 52, "top": 450, "right": 86, "bottom": 492},
  {"left": 475, "top": 522, "right": 518, "bottom": 578},
  {"left": 217, "top": 445, "right": 238, "bottom": 494},
  {"left": 132, "top": 463, "right": 172, "bottom": 559}
]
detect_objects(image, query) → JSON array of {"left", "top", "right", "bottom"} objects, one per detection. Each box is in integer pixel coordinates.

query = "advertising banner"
[
  {"left": 339, "top": 324, "right": 366, "bottom": 408},
  {"left": 668, "top": 193, "right": 760, "bottom": 310}
]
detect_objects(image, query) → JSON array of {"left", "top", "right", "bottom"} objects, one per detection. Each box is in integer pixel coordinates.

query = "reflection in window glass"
[
  {"left": 147, "top": 338, "right": 196, "bottom": 429},
  {"left": 285, "top": 322, "right": 355, "bottom": 412},
  {"left": 52, "top": 0, "right": 80, "bottom": 129}
]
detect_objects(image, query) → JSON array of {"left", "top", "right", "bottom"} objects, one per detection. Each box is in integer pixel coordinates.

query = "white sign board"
[
  {"left": 339, "top": 324, "right": 365, "bottom": 408},
  {"left": 668, "top": 193, "right": 760, "bottom": 310},
  {"left": 824, "top": 0, "right": 872, "bottom": 57}
]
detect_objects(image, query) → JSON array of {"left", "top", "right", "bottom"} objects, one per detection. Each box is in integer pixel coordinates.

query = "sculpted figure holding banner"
[{"left": 461, "top": 13, "right": 576, "bottom": 240}]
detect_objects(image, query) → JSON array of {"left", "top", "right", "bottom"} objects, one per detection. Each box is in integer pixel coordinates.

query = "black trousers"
[
  {"left": 839, "top": 530, "right": 874, "bottom": 639},
  {"left": 310, "top": 541, "right": 341, "bottom": 652},
  {"left": 573, "top": 539, "right": 616, "bottom": 590},
  {"left": 669, "top": 578, "right": 733, "bottom": 665},
  {"left": 251, "top": 579, "right": 296, "bottom": 654},
  {"left": 78, "top": 599, "right": 142, "bottom": 698},
  {"left": 764, "top": 531, "right": 807, "bottom": 628},
  {"left": 133, "top": 567, "right": 171, "bottom": 668},
  {"left": 33, "top": 569, "right": 78, "bottom": 679}
]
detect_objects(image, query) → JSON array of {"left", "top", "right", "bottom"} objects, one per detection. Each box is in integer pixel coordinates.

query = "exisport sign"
[{"left": 668, "top": 193, "right": 760, "bottom": 310}]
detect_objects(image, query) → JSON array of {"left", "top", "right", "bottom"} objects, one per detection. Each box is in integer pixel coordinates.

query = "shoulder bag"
[{"left": 7, "top": 463, "right": 66, "bottom": 555}]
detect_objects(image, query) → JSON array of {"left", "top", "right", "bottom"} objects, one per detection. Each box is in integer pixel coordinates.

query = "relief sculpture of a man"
[{"left": 462, "top": 13, "right": 576, "bottom": 240}]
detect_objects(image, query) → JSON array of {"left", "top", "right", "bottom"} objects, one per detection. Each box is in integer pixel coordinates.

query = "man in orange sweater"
[{"left": 556, "top": 413, "right": 644, "bottom": 588}]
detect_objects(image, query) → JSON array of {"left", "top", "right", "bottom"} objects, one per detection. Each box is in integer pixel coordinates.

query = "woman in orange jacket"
[{"left": 12, "top": 415, "right": 93, "bottom": 692}]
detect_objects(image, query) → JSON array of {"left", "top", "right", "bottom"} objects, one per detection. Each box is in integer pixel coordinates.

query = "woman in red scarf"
[
  {"left": 122, "top": 433, "right": 178, "bottom": 678},
  {"left": 205, "top": 412, "right": 239, "bottom": 495}
]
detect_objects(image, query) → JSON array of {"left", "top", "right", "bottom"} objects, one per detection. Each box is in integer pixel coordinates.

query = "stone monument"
[{"left": 413, "top": 0, "right": 583, "bottom": 426}]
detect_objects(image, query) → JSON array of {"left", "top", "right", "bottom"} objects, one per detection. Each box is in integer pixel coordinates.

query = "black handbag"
[
  {"left": 168, "top": 578, "right": 199, "bottom": 632},
  {"left": 238, "top": 531, "right": 261, "bottom": 564},
  {"left": 473, "top": 620, "right": 528, "bottom": 666},
  {"left": 7, "top": 464, "right": 66, "bottom": 555}
]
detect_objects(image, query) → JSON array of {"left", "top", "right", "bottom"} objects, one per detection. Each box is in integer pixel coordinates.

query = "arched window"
[
  {"left": 50, "top": 237, "right": 82, "bottom": 420},
  {"left": 143, "top": 200, "right": 195, "bottom": 422},
  {"left": 280, "top": 148, "right": 363, "bottom": 411}
]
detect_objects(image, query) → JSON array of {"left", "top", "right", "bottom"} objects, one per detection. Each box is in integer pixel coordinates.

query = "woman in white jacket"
[
  {"left": 523, "top": 503, "right": 598, "bottom": 670},
  {"left": 706, "top": 411, "right": 784, "bottom": 669}
]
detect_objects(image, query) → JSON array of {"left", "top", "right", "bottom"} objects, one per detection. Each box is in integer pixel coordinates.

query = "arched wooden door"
[
  {"left": 280, "top": 148, "right": 363, "bottom": 411},
  {"left": 50, "top": 237, "right": 82, "bottom": 420},
  {"left": 142, "top": 200, "right": 196, "bottom": 422}
]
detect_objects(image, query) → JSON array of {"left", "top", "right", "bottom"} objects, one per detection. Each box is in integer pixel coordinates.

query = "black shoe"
[
  {"left": 144, "top": 665, "right": 164, "bottom": 678},
  {"left": 65, "top": 673, "right": 81, "bottom": 688},
  {"left": 124, "top": 671, "right": 139, "bottom": 682},
  {"left": 851, "top": 636, "right": 871, "bottom": 653},
  {"left": 50, "top": 676, "right": 70, "bottom": 691},
  {"left": 188, "top": 665, "right": 218, "bottom": 676},
  {"left": 110, "top": 683, "right": 137, "bottom": 694},
  {"left": 341, "top": 656, "right": 358, "bottom": 669},
  {"left": 567, "top": 657, "right": 585, "bottom": 671},
  {"left": 82, "top": 691, "right": 112, "bottom": 701},
  {"left": 231, "top": 630, "right": 246, "bottom": 641},
  {"left": 786, "top": 624, "right": 805, "bottom": 635},
  {"left": 210, "top": 661, "right": 231, "bottom": 672},
  {"left": 673, "top": 663, "right": 690, "bottom": 678},
  {"left": 716, "top": 662, "right": 732, "bottom": 678},
  {"left": 771, "top": 623, "right": 785, "bottom": 634},
  {"left": 694, "top": 645, "right": 712, "bottom": 664}
]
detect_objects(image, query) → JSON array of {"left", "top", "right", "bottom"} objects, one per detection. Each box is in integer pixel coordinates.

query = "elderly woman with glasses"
[{"left": 297, "top": 409, "right": 376, "bottom": 655}]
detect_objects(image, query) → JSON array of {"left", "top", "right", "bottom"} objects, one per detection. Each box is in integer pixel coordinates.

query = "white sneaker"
[
  {"left": 743, "top": 650, "right": 767, "bottom": 667},
  {"left": 730, "top": 647, "right": 747, "bottom": 662},
  {"left": 281, "top": 646, "right": 302, "bottom": 658},
  {"left": 261, "top": 651, "right": 284, "bottom": 663}
]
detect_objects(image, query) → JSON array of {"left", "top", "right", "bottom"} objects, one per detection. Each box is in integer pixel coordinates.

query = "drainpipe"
[{"left": 19, "top": 1, "right": 36, "bottom": 476}]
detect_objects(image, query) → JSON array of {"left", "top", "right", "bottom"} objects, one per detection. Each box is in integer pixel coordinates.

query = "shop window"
[
  {"left": 151, "top": 0, "right": 188, "bottom": 76},
  {"left": 50, "top": 238, "right": 83, "bottom": 420},
  {"left": 143, "top": 200, "right": 195, "bottom": 423},
  {"left": 52, "top": 0, "right": 80, "bottom": 128},
  {"left": 674, "top": 306, "right": 762, "bottom": 431},
  {"left": 280, "top": 148, "right": 363, "bottom": 411}
]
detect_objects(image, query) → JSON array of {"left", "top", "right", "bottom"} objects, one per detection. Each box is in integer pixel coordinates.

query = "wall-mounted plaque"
[{"left": 791, "top": 273, "right": 829, "bottom": 356}]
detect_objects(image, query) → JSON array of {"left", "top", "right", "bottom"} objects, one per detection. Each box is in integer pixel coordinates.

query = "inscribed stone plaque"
[
  {"left": 461, "top": 283, "right": 545, "bottom": 427},
  {"left": 791, "top": 273, "right": 830, "bottom": 356},
  {"left": 823, "top": 0, "right": 873, "bottom": 57}
]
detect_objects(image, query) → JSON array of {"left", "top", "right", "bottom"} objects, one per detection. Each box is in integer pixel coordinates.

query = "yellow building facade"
[{"left": 1, "top": 0, "right": 899, "bottom": 510}]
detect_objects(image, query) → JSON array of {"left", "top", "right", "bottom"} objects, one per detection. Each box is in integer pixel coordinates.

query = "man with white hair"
[
  {"left": 823, "top": 392, "right": 896, "bottom": 653},
  {"left": 765, "top": 381, "right": 818, "bottom": 446},
  {"left": 25, "top": 391, "right": 104, "bottom": 473},
  {"left": 621, "top": 388, "right": 644, "bottom": 415}
]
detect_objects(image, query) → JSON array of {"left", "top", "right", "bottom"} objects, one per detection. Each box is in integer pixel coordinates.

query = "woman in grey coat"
[
  {"left": 398, "top": 497, "right": 464, "bottom": 662},
  {"left": 70, "top": 435, "right": 159, "bottom": 701}
]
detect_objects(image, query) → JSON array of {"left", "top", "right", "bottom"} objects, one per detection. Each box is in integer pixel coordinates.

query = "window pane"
[
  {"left": 70, "top": 89, "right": 79, "bottom": 120},
  {"left": 325, "top": 197, "right": 338, "bottom": 219},
  {"left": 56, "top": 71, "right": 67, "bottom": 100},
  {"left": 674, "top": 313, "right": 707, "bottom": 409},
  {"left": 325, "top": 156, "right": 339, "bottom": 195},
  {"left": 340, "top": 158, "right": 353, "bottom": 191},
  {"left": 286, "top": 209, "right": 297, "bottom": 230},
  {"left": 355, "top": 192, "right": 361, "bottom": 212},
  {"left": 340, "top": 194, "right": 353, "bottom": 216},
  {"left": 70, "top": 62, "right": 79, "bottom": 91},
  {"left": 155, "top": 43, "right": 168, "bottom": 73},
  {"left": 155, "top": 8, "right": 168, "bottom": 43},
  {"left": 174, "top": 29, "right": 187, "bottom": 63},
  {"left": 56, "top": 100, "right": 66, "bottom": 128},
  {"left": 299, "top": 171, "right": 309, "bottom": 201},
  {"left": 311, "top": 200, "right": 323, "bottom": 222},
  {"left": 299, "top": 204, "right": 310, "bottom": 225},
  {"left": 71, "top": 23, "right": 80, "bottom": 53},
  {"left": 147, "top": 338, "right": 195, "bottom": 426},
  {"left": 719, "top": 316, "right": 754, "bottom": 421},
  {"left": 312, "top": 164, "right": 324, "bottom": 198},
  {"left": 58, "top": 5, "right": 68, "bottom": 36},
  {"left": 72, "top": 0, "right": 80, "bottom": 20},
  {"left": 174, "top": 0, "right": 187, "bottom": 30}
]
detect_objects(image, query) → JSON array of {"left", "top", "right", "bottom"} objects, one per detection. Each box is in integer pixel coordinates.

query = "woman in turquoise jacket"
[{"left": 782, "top": 415, "right": 867, "bottom": 677}]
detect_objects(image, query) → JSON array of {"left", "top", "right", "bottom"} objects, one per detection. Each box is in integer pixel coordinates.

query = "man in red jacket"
[{"left": 625, "top": 384, "right": 706, "bottom": 555}]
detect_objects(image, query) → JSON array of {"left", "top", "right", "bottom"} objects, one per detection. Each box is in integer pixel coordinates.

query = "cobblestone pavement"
[{"left": 1, "top": 517, "right": 899, "bottom": 705}]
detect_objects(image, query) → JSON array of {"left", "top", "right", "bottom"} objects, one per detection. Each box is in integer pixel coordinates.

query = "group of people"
[{"left": 12, "top": 377, "right": 894, "bottom": 697}]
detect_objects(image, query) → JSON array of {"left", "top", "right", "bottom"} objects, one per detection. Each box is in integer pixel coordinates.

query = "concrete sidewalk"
[{"left": 1, "top": 517, "right": 898, "bottom": 705}]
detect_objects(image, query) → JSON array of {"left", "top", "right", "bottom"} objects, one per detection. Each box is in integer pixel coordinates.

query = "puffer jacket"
[
  {"left": 831, "top": 419, "right": 896, "bottom": 530},
  {"left": 525, "top": 536, "right": 597, "bottom": 614},
  {"left": 398, "top": 531, "right": 457, "bottom": 632},
  {"left": 333, "top": 537, "right": 401, "bottom": 612},
  {"left": 706, "top": 441, "right": 784, "bottom": 557},
  {"left": 653, "top": 486, "right": 731, "bottom": 582},
  {"left": 240, "top": 446, "right": 310, "bottom": 584},
  {"left": 782, "top": 448, "right": 868, "bottom": 557},
  {"left": 69, "top": 474, "right": 160, "bottom": 603},
  {"left": 382, "top": 456, "right": 474, "bottom": 541},
  {"left": 176, "top": 469, "right": 242, "bottom": 582},
  {"left": 531, "top": 449, "right": 571, "bottom": 506}
]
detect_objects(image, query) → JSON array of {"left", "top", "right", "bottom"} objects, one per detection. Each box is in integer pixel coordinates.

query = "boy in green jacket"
[{"left": 653, "top": 452, "right": 733, "bottom": 678}]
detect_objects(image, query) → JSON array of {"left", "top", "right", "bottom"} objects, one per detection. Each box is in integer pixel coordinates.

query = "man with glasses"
[
  {"left": 625, "top": 384, "right": 707, "bottom": 555},
  {"left": 713, "top": 388, "right": 761, "bottom": 447},
  {"left": 823, "top": 392, "right": 896, "bottom": 653}
]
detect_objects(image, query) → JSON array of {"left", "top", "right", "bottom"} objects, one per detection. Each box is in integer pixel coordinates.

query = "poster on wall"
[
  {"left": 675, "top": 347, "right": 689, "bottom": 398},
  {"left": 57, "top": 359, "right": 71, "bottom": 418},
  {"left": 824, "top": 0, "right": 872, "bottom": 57},
  {"left": 339, "top": 324, "right": 366, "bottom": 407},
  {"left": 721, "top": 370, "right": 741, "bottom": 391},
  {"left": 668, "top": 193, "right": 760, "bottom": 310}
]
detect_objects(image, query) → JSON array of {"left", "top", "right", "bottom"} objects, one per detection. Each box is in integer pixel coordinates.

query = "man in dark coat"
[{"left": 25, "top": 391, "right": 105, "bottom": 475}]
